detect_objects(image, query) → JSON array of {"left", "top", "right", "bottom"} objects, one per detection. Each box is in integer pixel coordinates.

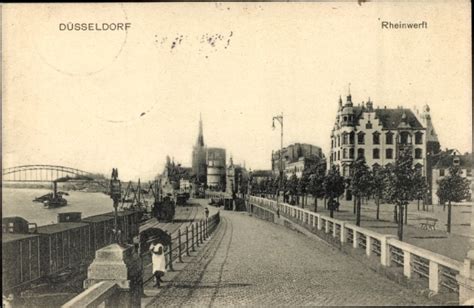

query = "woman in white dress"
[{"left": 149, "top": 241, "right": 166, "bottom": 287}]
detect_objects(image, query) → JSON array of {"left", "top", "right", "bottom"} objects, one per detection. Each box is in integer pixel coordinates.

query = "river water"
[{"left": 2, "top": 188, "right": 117, "bottom": 226}]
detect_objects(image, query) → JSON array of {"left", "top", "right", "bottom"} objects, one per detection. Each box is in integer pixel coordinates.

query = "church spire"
[{"left": 197, "top": 113, "right": 204, "bottom": 147}]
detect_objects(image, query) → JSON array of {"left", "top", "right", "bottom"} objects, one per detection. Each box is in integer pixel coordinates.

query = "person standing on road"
[
  {"left": 205, "top": 207, "right": 209, "bottom": 219},
  {"left": 149, "top": 241, "right": 166, "bottom": 287}
]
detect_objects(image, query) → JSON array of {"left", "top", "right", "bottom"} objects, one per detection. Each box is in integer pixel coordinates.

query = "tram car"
[
  {"left": 1, "top": 210, "right": 140, "bottom": 294},
  {"left": 151, "top": 195, "right": 175, "bottom": 222}
]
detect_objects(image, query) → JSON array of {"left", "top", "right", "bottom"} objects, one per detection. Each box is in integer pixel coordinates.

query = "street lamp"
[
  {"left": 110, "top": 168, "right": 122, "bottom": 244},
  {"left": 272, "top": 113, "right": 284, "bottom": 199}
]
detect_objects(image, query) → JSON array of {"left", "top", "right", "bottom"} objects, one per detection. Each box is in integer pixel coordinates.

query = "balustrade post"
[
  {"left": 403, "top": 251, "right": 412, "bottom": 278},
  {"left": 317, "top": 216, "right": 322, "bottom": 230},
  {"left": 332, "top": 222, "right": 337, "bottom": 238},
  {"left": 353, "top": 231, "right": 359, "bottom": 249},
  {"left": 429, "top": 261, "right": 439, "bottom": 293},
  {"left": 186, "top": 226, "right": 190, "bottom": 256},
  {"left": 366, "top": 236, "right": 372, "bottom": 256},
  {"left": 325, "top": 219, "right": 329, "bottom": 234},
  {"left": 200, "top": 221, "right": 204, "bottom": 244},
  {"left": 380, "top": 235, "right": 395, "bottom": 267},
  {"left": 340, "top": 223, "right": 346, "bottom": 243},
  {"left": 178, "top": 229, "right": 183, "bottom": 263}
]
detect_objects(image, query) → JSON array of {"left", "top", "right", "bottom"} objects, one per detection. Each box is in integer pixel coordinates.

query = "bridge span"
[{"left": 2, "top": 165, "right": 94, "bottom": 182}]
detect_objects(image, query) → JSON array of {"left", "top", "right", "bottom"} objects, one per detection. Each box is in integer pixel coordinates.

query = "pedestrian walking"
[
  {"left": 205, "top": 207, "right": 209, "bottom": 219},
  {"left": 149, "top": 241, "right": 166, "bottom": 287}
]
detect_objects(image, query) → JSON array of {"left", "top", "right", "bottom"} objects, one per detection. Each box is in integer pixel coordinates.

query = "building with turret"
[
  {"left": 191, "top": 115, "right": 207, "bottom": 185},
  {"left": 207, "top": 147, "right": 226, "bottom": 190},
  {"left": 330, "top": 88, "right": 439, "bottom": 201}
]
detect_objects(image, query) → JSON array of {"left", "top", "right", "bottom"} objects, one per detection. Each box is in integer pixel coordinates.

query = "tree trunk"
[
  {"left": 324, "top": 197, "right": 327, "bottom": 209},
  {"left": 405, "top": 203, "right": 408, "bottom": 225},
  {"left": 353, "top": 198, "right": 356, "bottom": 214},
  {"left": 356, "top": 196, "right": 361, "bottom": 226},
  {"left": 398, "top": 204, "right": 404, "bottom": 241},
  {"left": 447, "top": 201, "right": 452, "bottom": 233},
  {"left": 417, "top": 199, "right": 420, "bottom": 211},
  {"left": 443, "top": 201, "right": 446, "bottom": 211},
  {"left": 314, "top": 197, "right": 318, "bottom": 213},
  {"left": 376, "top": 196, "right": 380, "bottom": 220},
  {"left": 393, "top": 205, "right": 398, "bottom": 223}
]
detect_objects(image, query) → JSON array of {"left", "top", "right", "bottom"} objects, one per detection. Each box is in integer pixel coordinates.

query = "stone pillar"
[
  {"left": 456, "top": 180, "right": 474, "bottom": 304},
  {"left": 340, "top": 223, "right": 346, "bottom": 243},
  {"left": 317, "top": 216, "right": 322, "bottom": 230},
  {"left": 325, "top": 219, "right": 329, "bottom": 234},
  {"left": 429, "top": 261, "right": 439, "bottom": 293},
  {"left": 380, "top": 235, "right": 396, "bottom": 267},
  {"left": 403, "top": 251, "right": 412, "bottom": 278},
  {"left": 84, "top": 244, "right": 142, "bottom": 307},
  {"left": 366, "top": 236, "right": 372, "bottom": 256}
]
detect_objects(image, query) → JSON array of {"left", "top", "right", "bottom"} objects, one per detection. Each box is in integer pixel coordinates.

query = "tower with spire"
[{"left": 192, "top": 114, "right": 207, "bottom": 185}]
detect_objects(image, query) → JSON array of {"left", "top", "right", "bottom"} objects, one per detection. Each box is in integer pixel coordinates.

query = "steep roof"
[
  {"left": 433, "top": 150, "right": 472, "bottom": 169},
  {"left": 372, "top": 108, "right": 424, "bottom": 130}
]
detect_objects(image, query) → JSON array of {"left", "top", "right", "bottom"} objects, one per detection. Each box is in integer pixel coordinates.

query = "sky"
[{"left": 3, "top": 2, "right": 472, "bottom": 182}]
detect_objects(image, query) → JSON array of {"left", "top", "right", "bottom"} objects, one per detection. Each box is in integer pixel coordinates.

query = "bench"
[{"left": 419, "top": 218, "right": 438, "bottom": 230}]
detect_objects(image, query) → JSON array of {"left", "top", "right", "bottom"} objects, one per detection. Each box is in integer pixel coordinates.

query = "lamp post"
[
  {"left": 110, "top": 168, "right": 122, "bottom": 244},
  {"left": 272, "top": 113, "right": 284, "bottom": 200}
]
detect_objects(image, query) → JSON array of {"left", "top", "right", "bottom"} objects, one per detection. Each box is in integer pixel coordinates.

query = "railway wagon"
[
  {"left": 103, "top": 210, "right": 140, "bottom": 244},
  {"left": 36, "top": 222, "right": 91, "bottom": 277},
  {"left": 81, "top": 214, "right": 115, "bottom": 253},
  {"left": 2, "top": 233, "right": 41, "bottom": 292}
]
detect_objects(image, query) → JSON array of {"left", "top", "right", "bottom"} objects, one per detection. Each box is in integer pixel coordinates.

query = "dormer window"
[
  {"left": 453, "top": 157, "right": 460, "bottom": 166},
  {"left": 366, "top": 122, "right": 372, "bottom": 129}
]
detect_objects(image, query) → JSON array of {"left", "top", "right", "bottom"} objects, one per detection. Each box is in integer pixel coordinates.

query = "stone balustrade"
[{"left": 248, "top": 195, "right": 464, "bottom": 299}]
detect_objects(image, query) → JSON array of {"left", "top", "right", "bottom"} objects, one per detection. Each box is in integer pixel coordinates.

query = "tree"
[
  {"left": 307, "top": 163, "right": 326, "bottom": 212},
  {"left": 372, "top": 165, "right": 389, "bottom": 220},
  {"left": 350, "top": 157, "right": 373, "bottom": 226},
  {"left": 412, "top": 170, "right": 428, "bottom": 213},
  {"left": 323, "top": 165, "right": 345, "bottom": 218},
  {"left": 383, "top": 147, "right": 417, "bottom": 241},
  {"left": 436, "top": 165, "right": 471, "bottom": 233},
  {"left": 288, "top": 173, "right": 299, "bottom": 205}
]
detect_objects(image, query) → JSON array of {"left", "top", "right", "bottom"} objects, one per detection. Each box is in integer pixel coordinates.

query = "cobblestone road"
[{"left": 148, "top": 210, "right": 437, "bottom": 307}]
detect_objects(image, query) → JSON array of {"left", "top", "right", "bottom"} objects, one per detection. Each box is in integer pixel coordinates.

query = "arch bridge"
[{"left": 2, "top": 165, "right": 95, "bottom": 182}]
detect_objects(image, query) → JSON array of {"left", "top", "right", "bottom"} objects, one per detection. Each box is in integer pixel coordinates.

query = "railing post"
[
  {"left": 195, "top": 223, "right": 200, "bottom": 247},
  {"left": 353, "top": 231, "right": 359, "bottom": 248},
  {"left": 429, "top": 261, "right": 439, "bottom": 294},
  {"left": 191, "top": 224, "right": 195, "bottom": 251},
  {"left": 325, "top": 219, "right": 330, "bottom": 234},
  {"left": 332, "top": 221, "right": 337, "bottom": 238},
  {"left": 186, "top": 226, "right": 190, "bottom": 256},
  {"left": 200, "top": 221, "right": 204, "bottom": 244},
  {"left": 317, "top": 216, "right": 322, "bottom": 230},
  {"left": 340, "top": 223, "right": 346, "bottom": 243},
  {"left": 178, "top": 229, "right": 183, "bottom": 263},
  {"left": 366, "top": 236, "right": 372, "bottom": 256},
  {"left": 168, "top": 242, "right": 174, "bottom": 271},
  {"left": 403, "top": 251, "right": 412, "bottom": 278}
]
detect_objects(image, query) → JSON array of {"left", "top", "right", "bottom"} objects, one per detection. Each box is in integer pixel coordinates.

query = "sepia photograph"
[{"left": 2, "top": 1, "right": 472, "bottom": 307}]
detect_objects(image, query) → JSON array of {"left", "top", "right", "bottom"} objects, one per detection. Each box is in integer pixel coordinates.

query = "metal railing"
[{"left": 248, "top": 195, "right": 464, "bottom": 297}]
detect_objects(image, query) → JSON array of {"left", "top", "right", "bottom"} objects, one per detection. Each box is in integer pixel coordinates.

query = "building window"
[
  {"left": 373, "top": 148, "right": 380, "bottom": 159},
  {"left": 349, "top": 148, "right": 354, "bottom": 159},
  {"left": 337, "top": 151, "right": 340, "bottom": 160},
  {"left": 467, "top": 169, "right": 472, "bottom": 176},
  {"left": 373, "top": 132, "right": 380, "bottom": 144},
  {"left": 343, "top": 148, "right": 348, "bottom": 159},
  {"left": 439, "top": 169, "right": 445, "bottom": 176},
  {"left": 357, "top": 132, "right": 365, "bottom": 145},
  {"left": 366, "top": 122, "right": 372, "bottom": 129},
  {"left": 372, "top": 163, "right": 380, "bottom": 170},
  {"left": 349, "top": 132, "right": 355, "bottom": 145},
  {"left": 415, "top": 148, "right": 422, "bottom": 159},
  {"left": 357, "top": 149, "right": 365, "bottom": 158},
  {"left": 400, "top": 132, "right": 411, "bottom": 144},
  {"left": 386, "top": 132, "right": 394, "bottom": 144},
  {"left": 386, "top": 148, "right": 393, "bottom": 159},
  {"left": 342, "top": 133, "right": 347, "bottom": 145},
  {"left": 415, "top": 163, "right": 423, "bottom": 171},
  {"left": 415, "top": 132, "right": 423, "bottom": 145},
  {"left": 337, "top": 135, "right": 340, "bottom": 146}
]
